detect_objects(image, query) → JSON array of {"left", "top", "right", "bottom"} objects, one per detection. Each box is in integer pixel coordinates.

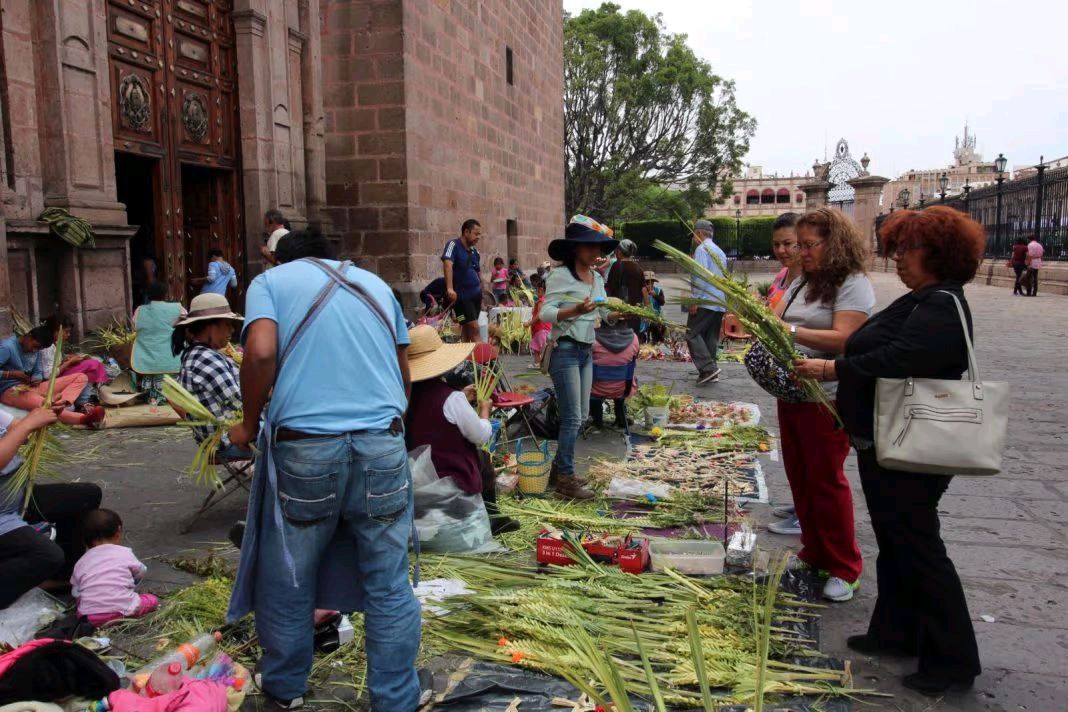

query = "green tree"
[{"left": 565, "top": 3, "right": 755, "bottom": 222}]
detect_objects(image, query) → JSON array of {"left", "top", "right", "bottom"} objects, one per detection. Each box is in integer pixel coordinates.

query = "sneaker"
[
  {"left": 823, "top": 576, "right": 859, "bottom": 602},
  {"left": 252, "top": 669, "right": 304, "bottom": 709},
  {"left": 767, "top": 516, "right": 802, "bottom": 535},
  {"left": 771, "top": 504, "right": 796, "bottom": 518},
  {"left": 81, "top": 404, "right": 106, "bottom": 427},
  {"left": 696, "top": 368, "right": 722, "bottom": 385},
  {"left": 228, "top": 520, "right": 246, "bottom": 549},
  {"left": 554, "top": 476, "right": 595, "bottom": 500}
]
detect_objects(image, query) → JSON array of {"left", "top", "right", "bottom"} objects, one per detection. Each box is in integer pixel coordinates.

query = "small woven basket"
[{"left": 516, "top": 438, "right": 553, "bottom": 495}]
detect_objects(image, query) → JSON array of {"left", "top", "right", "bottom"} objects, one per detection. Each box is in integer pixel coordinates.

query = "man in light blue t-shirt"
[
  {"left": 226, "top": 230, "right": 420, "bottom": 710},
  {"left": 687, "top": 219, "right": 728, "bottom": 385}
]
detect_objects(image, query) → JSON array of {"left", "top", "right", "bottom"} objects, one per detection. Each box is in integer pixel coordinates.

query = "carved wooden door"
[{"left": 106, "top": 0, "right": 242, "bottom": 299}]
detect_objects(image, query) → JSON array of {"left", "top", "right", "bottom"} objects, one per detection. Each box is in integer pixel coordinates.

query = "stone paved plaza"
[{"left": 76, "top": 271, "right": 1067, "bottom": 710}]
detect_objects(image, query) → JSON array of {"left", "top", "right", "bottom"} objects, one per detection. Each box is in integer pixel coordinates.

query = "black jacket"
[{"left": 835, "top": 283, "right": 973, "bottom": 441}]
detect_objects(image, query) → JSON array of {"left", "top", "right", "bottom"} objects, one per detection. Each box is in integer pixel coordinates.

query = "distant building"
[
  {"left": 881, "top": 124, "right": 1001, "bottom": 210},
  {"left": 1013, "top": 155, "right": 1068, "bottom": 179},
  {"left": 708, "top": 165, "right": 811, "bottom": 218}
]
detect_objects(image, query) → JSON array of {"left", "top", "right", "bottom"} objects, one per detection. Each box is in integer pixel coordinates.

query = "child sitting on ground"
[{"left": 71, "top": 509, "right": 158, "bottom": 627}]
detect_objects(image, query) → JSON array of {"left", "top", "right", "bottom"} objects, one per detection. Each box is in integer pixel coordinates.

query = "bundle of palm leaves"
[
  {"left": 86, "top": 318, "right": 136, "bottom": 352},
  {"left": 654, "top": 240, "right": 838, "bottom": 418},
  {"left": 39, "top": 207, "right": 96, "bottom": 248},
  {"left": 5, "top": 331, "right": 65, "bottom": 512},
  {"left": 162, "top": 376, "right": 241, "bottom": 489},
  {"left": 423, "top": 554, "right": 860, "bottom": 708}
]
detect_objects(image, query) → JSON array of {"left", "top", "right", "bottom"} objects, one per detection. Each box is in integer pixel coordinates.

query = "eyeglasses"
[
  {"left": 890, "top": 243, "right": 920, "bottom": 258},
  {"left": 798, "top": 241, "right": 824, "bottom": 252}
]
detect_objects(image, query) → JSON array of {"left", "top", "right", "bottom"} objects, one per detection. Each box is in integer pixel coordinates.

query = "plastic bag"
[
  {"left": 0, "top": 588, "right": 66, "bottom": 647},
  {"left": 606, "top": 476, "right": 673, "bottom": 500},
  {"left": 409, "top": 446, "right": 504, "bottom": 554}
]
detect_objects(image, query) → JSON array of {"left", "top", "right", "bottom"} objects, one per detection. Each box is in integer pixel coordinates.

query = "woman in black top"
[{"left": 795, "top": 206, "right": 985, "bottom": 696}]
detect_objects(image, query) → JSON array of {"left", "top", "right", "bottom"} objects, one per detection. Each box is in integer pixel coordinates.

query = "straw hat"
[
  {"left": 173, "top": 293, "right": 243, "bottom": 328},
  {"left": 407, "top": 325, "right": 475, "bottom": 382},
  {"left": 643, "top": 271, "right": 659, "bottom": 282}
]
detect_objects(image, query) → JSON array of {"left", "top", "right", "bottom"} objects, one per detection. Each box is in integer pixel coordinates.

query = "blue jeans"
[
  {"left": 216, "top": 443, "right": 254, "bottom": 460},
  {"left": 548, "top": 340, "right": 592, "bottom": 476},
  {"left": 254, "top": 430, "right": 421, "bottom": 708}
]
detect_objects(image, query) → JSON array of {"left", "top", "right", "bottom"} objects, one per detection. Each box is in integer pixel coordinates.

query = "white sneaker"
[
  {"left": 771, "top": 504, "right": 796, "bottom": 519},
  {"left": 767, "top": 515, "right": 802, "bottom": 535},
  {"left": 823, "top": 576, "right": 859, "bottom": 602}
]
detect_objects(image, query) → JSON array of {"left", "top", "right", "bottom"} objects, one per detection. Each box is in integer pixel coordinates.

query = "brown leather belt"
[{"left": 276, "top": 418, "right": 404, "bottom": 442}]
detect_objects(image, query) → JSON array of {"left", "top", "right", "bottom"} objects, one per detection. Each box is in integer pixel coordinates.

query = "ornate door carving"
[{"left": 106, "top": 0, "right": 242, "bottom": 298}]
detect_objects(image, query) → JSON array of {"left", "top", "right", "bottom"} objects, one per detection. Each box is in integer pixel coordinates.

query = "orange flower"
[
  {"left": 511, "top": 651, "right": 525, "bottom": 663},
  {"left": 758, "top": 442, "right": 769, "bottom": 452},
  {"left": 498, "top": 637, "right": 509, "bottom": 647}
]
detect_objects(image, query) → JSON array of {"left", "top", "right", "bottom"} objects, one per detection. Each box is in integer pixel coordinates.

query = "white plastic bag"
[
  {"left": 409, "top": 446, "right": 504, "bottom": 554},
  {"left": 606, "top": 476, "right": 674, "bottom": 500},
  {"left": 0, "top": 588, "right": 67, "bottom": 647}
]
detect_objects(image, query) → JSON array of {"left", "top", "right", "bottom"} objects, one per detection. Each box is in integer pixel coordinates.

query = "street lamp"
[
  {"left": 939, "top": 172, "right": 949, "bottom": 202},
  {"left": 734, "top": 208, "right": 742, "bottom": 247},
  {"left": 995, "top": 154, "right": 1008, "bottom": 254},
  {"left": 918, "top": 191, "right": 927, "bottom": 208},
  {"left": 898, "top": 188, "right": 911, "bottom": 209}
]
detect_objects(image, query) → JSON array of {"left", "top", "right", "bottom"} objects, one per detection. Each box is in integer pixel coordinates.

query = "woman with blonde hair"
[{"left": 769, "top": 207, "right": 875, "bottom": 602}]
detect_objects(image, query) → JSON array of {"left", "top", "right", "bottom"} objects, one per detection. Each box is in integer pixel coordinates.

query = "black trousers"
[
  {"left": 0, "top": 483, "right": 102, "bottom": 609},
  {"left": 476, "top": 450, "right": 500, "bottom": 515},
  {"left": 857, "top": 449, "right": 981, "bottom": 679},
  {"left": 1027, "top": 268, "right": 1039, "bottom": 296},
  {"left": 1012, "top": 264, "right": 1026, "bottom": 294}
]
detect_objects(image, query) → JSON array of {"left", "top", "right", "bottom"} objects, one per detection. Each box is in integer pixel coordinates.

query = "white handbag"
[{"left": 874, "top": 291, "right": 1007, "bottom": 476}]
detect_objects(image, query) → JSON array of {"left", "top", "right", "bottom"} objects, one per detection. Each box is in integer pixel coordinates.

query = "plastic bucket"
[
  {"left": 516, "top": 438, "right": 552, "bottom": 495},
  {"left": 645, "top": 406, "right": 670, "bottom": 428}
]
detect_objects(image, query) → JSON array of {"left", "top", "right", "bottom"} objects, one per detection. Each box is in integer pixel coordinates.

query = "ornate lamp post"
[
  {"left": 994, "top": 153, "right": 1008, "bottom": 254},
  {"left": 735, "top": 208, "right": 742, "bottom": 250},
  {"left": 898, "top": 188, "right": 911, "bottom": 210},
  {"left": 939, "top": 172, "right": 949, "bottom": 202},
  {"left": 918, "top": 191, "right": 927, "bottom": 208},
  {"left": 962, "top": 178, "right": 972, "bottom": 212}
]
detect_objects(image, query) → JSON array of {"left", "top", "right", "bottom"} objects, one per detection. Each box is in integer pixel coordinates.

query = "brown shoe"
[
  {"left": 554, "top": 476, "right": 595, "bottom": 500},
  {"left": 548, "top": 461, "right": 561, "bottom": 488}
]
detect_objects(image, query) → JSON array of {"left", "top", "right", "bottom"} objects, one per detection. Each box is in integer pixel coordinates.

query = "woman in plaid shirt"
[{"left": 171, "top": 293, "right": 248, "bottom": 459}]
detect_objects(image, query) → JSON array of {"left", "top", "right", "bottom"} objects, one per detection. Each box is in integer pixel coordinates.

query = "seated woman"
[
  {"left": 404, "top": 325, "right": 518, "bottom": 535},
  {"left": 40, "top": 314, "right": 109, "bottom": 408},
  {"left": 0, "top": 325, "right": 105, "bottom": 426},
  {"left": 131, "top": 281, "right": 185, "bottom": 405},
  {"left": 590, "top": 324, "right": 640, "bottom": 431},
  {"left": 171, "top": 293, "right": 248, "bottom": 460},
  {"left": 0, "top": 406, "right": 103, "bottom": 608}
]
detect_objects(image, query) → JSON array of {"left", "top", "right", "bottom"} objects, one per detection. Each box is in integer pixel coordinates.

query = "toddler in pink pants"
[{"left": 71, "top": 509, "right": 158, "bottom": 627}]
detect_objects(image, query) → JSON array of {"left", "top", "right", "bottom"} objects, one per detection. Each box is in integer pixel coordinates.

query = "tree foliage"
[{"left": 564, "top": 4, "right": 756, "bottom": 223}]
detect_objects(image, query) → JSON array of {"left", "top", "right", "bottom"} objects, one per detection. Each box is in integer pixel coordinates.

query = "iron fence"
[{"left": 875, "top": 165, "right": 1068, "bottom": 260}]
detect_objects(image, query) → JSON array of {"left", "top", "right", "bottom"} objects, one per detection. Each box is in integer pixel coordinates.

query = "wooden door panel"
[{"left": 107, "top": 0, "right": 242, "bottom": 298}]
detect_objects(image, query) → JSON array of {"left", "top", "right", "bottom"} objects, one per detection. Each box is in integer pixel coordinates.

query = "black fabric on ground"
[
  {"left": 0, "top": 640, "right": 119, "bottom": 705},
  {"left": 0, "top": 525, "right": 64, "bottom": 609}
]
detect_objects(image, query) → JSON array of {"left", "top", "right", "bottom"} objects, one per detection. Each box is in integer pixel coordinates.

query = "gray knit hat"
[{"left": 694, "top": 219, "right": 714, "bottom": 234}]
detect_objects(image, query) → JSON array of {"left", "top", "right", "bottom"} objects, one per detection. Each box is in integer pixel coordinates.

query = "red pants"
[
  {"left": 85, "top": 593, "right": 159, "bottom": 627},
  {"left": 777, "top": 400, "right": 862, "bottom": 581},
  {"left": 1, "top": 374, "right": 90, "bottom": 425}
]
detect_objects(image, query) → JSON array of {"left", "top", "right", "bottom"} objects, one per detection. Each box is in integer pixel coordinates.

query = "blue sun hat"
[{"left": 548, "top": 214, "right": 619, "bottom": 261}]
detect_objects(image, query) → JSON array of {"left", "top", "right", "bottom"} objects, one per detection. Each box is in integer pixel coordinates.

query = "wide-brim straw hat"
[
  {"left": 643, "top": 270, "right": 659, "bottom": 282},
  {"left": 173, "top": 293, "right": 244, "bottom": 328},
  {"left": 408, "top": 325, "right": 475, "bottom": 382},
  {"left": 547, "top": 221, "right": 619, "bottom": 262}
]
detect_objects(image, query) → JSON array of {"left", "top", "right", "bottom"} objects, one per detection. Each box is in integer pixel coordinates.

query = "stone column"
[
  {"left": 0, "top": 200, "right": 9, "bottom": 336},
  {"left": 848, "top": 175, "right": 891, "bottom": 252},
  {"left": 232, "top": 5, "right": 273, "bottom": 274},
  {"left": 798, "top": 180, "right": 830, "bottom": 210},
  {"left": 299, "top": 0, "right": 327, "bottom": 225},
  {"left": 30, "top": 0, "right": 127, "bottom": 223}
]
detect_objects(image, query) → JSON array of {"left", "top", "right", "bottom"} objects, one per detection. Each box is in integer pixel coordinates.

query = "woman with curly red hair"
[
  {"left": 796, "top": 206, "right": 984, "bottom": 696},
  {"left": 770, "top": 208, "right": 874, "bottom": 603}
]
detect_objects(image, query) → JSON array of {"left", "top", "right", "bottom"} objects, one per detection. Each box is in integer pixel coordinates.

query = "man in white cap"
[{"left": 687, "top": 219, "right": 727, "bottom": 385}]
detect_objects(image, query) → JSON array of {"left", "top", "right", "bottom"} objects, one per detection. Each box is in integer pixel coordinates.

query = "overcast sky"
[{"left": 562, "top": 0, "right": 1067, "bottom": 179}]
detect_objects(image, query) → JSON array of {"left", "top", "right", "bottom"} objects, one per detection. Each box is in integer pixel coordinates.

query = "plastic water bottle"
[
  {"left": 145, "top": 662, "right": 183, "bottom": 697},
  {"left": 133, "top": 631, "right": 221, "bottom": 679}
]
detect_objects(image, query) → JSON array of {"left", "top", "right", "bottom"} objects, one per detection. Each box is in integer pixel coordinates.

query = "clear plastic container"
[{"left": 649, "top": 539, "right": 725, "bottom": 575}]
